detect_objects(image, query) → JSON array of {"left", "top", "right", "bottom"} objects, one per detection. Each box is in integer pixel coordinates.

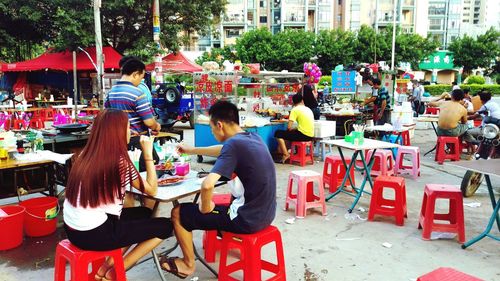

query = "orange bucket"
[{"left": 0, "top": 205, "right": 26, "bottom": 250}]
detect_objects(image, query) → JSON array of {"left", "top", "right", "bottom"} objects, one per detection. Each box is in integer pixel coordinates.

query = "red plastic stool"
[
  {"left": 435, "top": 136, "right": 461, "bottom": 164},
  {"left": 203, "top": 193, "right": 232, "bottom": 263},
  {"left": 54, "top": 239, "right": 126, "bottom": 281},
  {"left": 366, "top": 149, "right": 394, "bottom": 177},
  {"left": 400, "top": 130, "right": 411, "bottom": 146},
  {"left": 394, "top": 146, "right": 420, "bottom": 180},
  {"left": 285, "top": 170, "right": 327, "bottom": 218},
  {"left": 426, "top": 107, "right": 440, "bottom": 115},
  {"left": 368, "top": 176, "right": 407, "bottom": 226},
  {"left": 417, "top": 267, "right": 483, "bottom": 281},
  {"left": 218, "top": 225, "right": 286, "bottom": 281},
  {"left": 42, "top": 108, "right": 55, "bottom": 121},
  {"left": 3, "top": 118, "right": 11, "bottom": 130},
  {"left": 12, "top": 119, "right": 24, "bottom": 130},
  {"left": 29, "top": 117, "right": 45, "bottom": 129},
  {"left": 322, "top": 155, "right": 355, "bottom": 193},
  {"left": 418, "top": 184, "right": 465, "bottom": 243},
  {"left": 289, "top": 141, "right": 314, "bottom": 166}
]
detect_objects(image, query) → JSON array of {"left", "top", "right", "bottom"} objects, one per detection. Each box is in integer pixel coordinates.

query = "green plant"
[
  {"left": 424, "top": 84, "right": 500, "bottom": 96},
  {"left": 465, "top": 75, "right": 486, "bottom": 84},
  {"left": 319, "top": 76, "right": 331, "bottom": 86}
]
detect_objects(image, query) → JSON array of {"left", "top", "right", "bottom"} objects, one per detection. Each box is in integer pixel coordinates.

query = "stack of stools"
[
  {"left": 203, "top": 193, "right": 232, "bottom": 263},
  {"left": 322, "top": 155, "right": 356, "bottom": 193},
  {"left": 435, "top": 136, "right": 461, "bottom": 164},
  {"left": 289, "top": 141, "right": 314, "bottom": 166},
  {"left": 41, "top": 108, "right": 55, "bottom": 121},
  {"left": 368, "top": 176, "right": 407, "bottom": 226},
  {"left": 366, "top": 149, "right": 394, "bottom": 177},
  {"left": 218, "top": 225, "right": 286, "bottom": 281},
  {"left": 417, "top": 267, "right": 483, "bottom": 281},
  {"left": 394, "top": 146, "right": 420, "bottom": 180},
  {"left": 418, "top": 184, "right": 465, "bottom": 243},
  {"left": 54, "top": 239, "right": 127, "bottom": 281},
  {"left": 29, "top": 109, "right": 45, "bottom": 129},
  {"left": 285, "top": 170, "right": 327, "bottom": 218}
]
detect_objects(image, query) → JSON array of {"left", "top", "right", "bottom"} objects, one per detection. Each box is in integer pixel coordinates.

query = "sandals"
[{"left": 159, "top": 256, "right": 188, "bottom": 279}]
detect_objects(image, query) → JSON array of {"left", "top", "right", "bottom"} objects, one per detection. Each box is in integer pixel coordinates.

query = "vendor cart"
[{"left": 193, "top": 71, "right": 304, "bottom": 163}]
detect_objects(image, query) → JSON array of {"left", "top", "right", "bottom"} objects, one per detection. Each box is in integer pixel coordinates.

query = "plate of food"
[{"left": 158, "top": 175, "right": 186, "bottom": 186}]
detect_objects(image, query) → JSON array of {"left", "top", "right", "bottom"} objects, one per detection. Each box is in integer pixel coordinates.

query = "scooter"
[{"left": 461, "top": 117, "right": 500, "bottom": 197}]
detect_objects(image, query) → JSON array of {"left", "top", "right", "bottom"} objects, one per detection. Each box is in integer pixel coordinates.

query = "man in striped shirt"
[{"left": 105, "top": 58, "right": 161, "bottom": 170}]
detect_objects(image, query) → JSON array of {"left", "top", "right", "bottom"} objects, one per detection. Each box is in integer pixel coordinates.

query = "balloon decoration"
[{"left": 303, "top": 62, "right": 322, "bottom": 84}]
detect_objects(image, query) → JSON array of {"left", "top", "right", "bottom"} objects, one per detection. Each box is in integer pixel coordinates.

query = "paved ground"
[{"left": 0, "top": 123, "right": 499, "bottom": 281}]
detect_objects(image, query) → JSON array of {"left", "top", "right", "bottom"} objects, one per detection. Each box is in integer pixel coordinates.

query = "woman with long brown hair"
[{"left": 63, "top": 108, "right": 172, "bottom": 281}]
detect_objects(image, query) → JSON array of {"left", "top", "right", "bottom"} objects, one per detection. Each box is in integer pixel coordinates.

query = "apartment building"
[
  {"left": 461, "top": 0, "right": 500, "bottom": 37},
  {"left": 190, "top": 0, "right": 335, "bottom": 51}
]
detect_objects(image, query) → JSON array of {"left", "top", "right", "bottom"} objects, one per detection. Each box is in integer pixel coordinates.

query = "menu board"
[{"left": 331, "top": 71, "right": 356, "bottom": 93}]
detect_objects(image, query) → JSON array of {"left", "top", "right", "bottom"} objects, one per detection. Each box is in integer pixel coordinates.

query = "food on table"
[{"left": 158, "top": 175, "right": 185, "bottom": 186}]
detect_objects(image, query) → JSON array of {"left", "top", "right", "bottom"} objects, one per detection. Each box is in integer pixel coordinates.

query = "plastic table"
[
  {"left": 128, "top": 171, "right": 226, "bottom": 280},
  {"left": 320, "top": 138, "right": 399, "bottom": 212},
  {"left": 447, "top": 159, "right": 500, "bottom": 248}
]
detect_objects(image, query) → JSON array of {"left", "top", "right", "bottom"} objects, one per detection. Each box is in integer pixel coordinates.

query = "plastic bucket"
[
  {"left": 19, "top": 197, "right": 59, "bottom": 237},
  {"left": 0, "top": 205, "right": 26, "bottom": 250}
]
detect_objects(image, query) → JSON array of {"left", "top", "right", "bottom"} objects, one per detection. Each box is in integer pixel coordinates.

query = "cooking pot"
[{"left": 53, "top": 123, "right": 89, "bottom": 134}]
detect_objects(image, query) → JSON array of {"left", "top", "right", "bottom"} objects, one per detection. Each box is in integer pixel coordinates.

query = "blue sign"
[{"left": 331, "top": 71, "right": 356, "bottom": 93}]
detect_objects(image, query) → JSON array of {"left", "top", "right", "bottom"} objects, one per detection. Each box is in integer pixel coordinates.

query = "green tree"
[
  {"left": 395, "top": 32, "right": 439, "bottom": 70},
  {"left": 234, "top": 27, "right": 274, "bottom": 67},
  {"left": 195, "top": 46, "right": 237, "bottom": 67},
  {"left": 0, "top": 0, "right": 227, "bottom": 62},
  {"left": 266, "top": 29, "right": 316, "bottom": 72},
  {"left": 315, "top": 29, "right": 357, "bottom": 71},
  {"left": 354, "top": 25, "right": 388, "bottom": 64},
  {"left": 449, "top": 28, "right": 500, "bottom": 76}
]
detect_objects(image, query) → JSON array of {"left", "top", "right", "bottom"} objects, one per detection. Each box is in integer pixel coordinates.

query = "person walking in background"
[
  {"left": 63, "top": 109, "right": 172, "bottom": 281},
  {"left": 302, "top": 83, "right": 320, "bottom": 120},
  {"left": 105, "top": 57, "right": 161, "bottom": 171},
  {"left": 274, "top": 93, "right": 314, "bottom": 163}
]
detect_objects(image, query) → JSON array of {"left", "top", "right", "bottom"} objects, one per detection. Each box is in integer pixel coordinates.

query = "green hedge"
[{"left": 424, "top": 84, "right": 500, "bottom": 96}]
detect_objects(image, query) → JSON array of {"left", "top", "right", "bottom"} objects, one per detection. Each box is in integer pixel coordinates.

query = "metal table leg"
[
  {"left": 348, "top": 149, "right": 376, "bottom": 213},
  {"left": 424, "top": 122, "right": 438, "bottom": 156},
  {"left": 462, "top": 175, "right": 500, "bottom": 249}
]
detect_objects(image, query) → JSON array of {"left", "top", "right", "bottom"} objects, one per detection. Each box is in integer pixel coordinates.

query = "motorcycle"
[{"left": 461, "top": 116, "right": 500, "bottom": 197}]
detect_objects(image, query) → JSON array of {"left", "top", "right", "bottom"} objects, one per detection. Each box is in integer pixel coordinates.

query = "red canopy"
[
  {"left": 146, "top": 52, "right": 202, "bottom": 73},
  {"left": 1, "top": 47, "right": 122, "bottom": 72}
]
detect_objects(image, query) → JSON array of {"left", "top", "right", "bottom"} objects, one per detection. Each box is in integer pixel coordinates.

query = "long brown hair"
[{"left": 65, "top": 109, "right": 144, "bottom": 208}]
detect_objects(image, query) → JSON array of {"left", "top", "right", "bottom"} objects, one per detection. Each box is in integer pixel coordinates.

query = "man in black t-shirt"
[{"left": 159, "top": 101, "right": 277, "bottom": 278}]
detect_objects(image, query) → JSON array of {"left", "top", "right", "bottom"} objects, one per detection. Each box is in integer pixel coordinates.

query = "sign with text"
[{"left": 331, "top": 71, "right": 356, "bottom": 93}]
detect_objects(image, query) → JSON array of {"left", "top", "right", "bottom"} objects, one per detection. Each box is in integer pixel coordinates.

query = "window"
[
  {"left": 260, "top": 16, "right": 268, "bottom": 23},
  {"left": 226, "top": 29, "right": 241, "bottom": 38},
  {"left": 429, "top": 19, "right": 443, "bottom": 30},
  {"left": 429, "top": 4, "right": 445, "bottom": 15},
  {"left": 260, "top": 0, "right": 267, "bottom": 8}
]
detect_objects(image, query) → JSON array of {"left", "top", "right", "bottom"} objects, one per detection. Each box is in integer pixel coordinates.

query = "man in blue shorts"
[{"left": 160, "top": 101, "right": 277, "bottom": 278}]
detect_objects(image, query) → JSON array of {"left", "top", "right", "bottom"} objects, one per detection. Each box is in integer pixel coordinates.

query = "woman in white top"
[{"left": 63, "top": 109, "right": 172, "bottom": 281}]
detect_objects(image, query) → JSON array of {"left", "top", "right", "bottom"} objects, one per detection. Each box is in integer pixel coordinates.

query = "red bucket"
[
  {"left": 19, "top": 197, "right": 59, "bottom": 237},
  {"left": 0, "top": 205, "right": 26, "bottom": 250}
]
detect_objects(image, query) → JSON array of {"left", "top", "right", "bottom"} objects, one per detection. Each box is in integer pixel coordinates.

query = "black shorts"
[
  {"left": 274, "top": 129, "right": 313, "bottom": 142},
  {"left": 64, "top": 207, "right": 173, "bottom": 251},
  {"left": 179, "top": 203, "right": 250, "bottom": 234}
]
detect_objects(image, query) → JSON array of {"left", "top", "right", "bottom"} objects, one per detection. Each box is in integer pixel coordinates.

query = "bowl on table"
[{"left": 155, "top": 162, "right": 176, "bottom": 178}]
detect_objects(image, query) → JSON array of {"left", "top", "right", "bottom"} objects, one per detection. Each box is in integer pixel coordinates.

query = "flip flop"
[{"left": 159, "top": 256, "right": 188, "bottom": 279}]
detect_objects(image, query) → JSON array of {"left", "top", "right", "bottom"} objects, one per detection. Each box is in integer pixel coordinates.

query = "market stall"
[{"left": 192, "top": 71, "right": 304, "bottom": 162}]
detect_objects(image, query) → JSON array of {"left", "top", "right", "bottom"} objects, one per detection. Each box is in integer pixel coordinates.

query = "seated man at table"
[
  {"left": 434, "top": 89, "right": 474, "bottom": 145},
  {"left": 274, "top": 93, "right": 314, "bottom": 163},
  {"left": 162, "top": 101, "right": 277, "bottom": 279}
]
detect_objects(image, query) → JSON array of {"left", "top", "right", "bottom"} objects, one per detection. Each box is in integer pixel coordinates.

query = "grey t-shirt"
[{"left": 211, "top": 132, "right": 277, "bottom": 232}]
